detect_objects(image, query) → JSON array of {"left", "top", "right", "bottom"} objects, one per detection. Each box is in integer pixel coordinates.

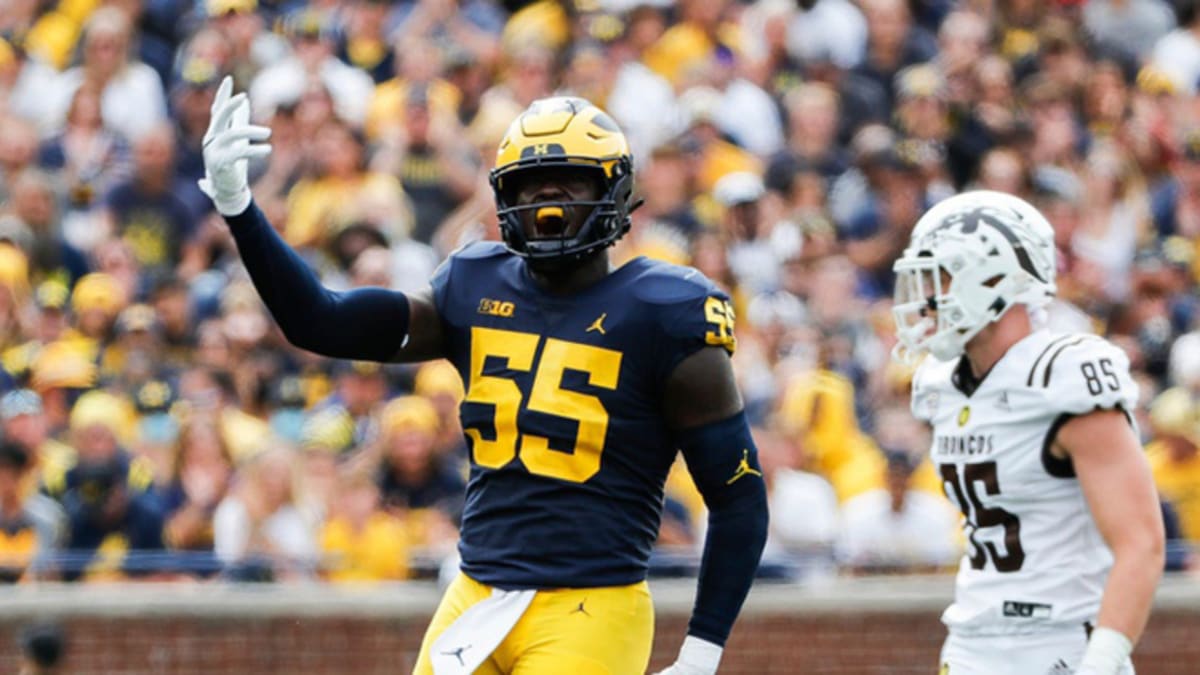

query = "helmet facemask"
[
  {"left": 492, "top": 158, "right": 634, "bottom": 273},
  {"left": 892, "top": 205, "right": 1055, "bottom": 363}
]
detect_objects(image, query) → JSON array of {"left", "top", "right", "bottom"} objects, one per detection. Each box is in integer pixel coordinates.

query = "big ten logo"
[{"left": 478, "top": 298, "right": 516, "bottom": 317}]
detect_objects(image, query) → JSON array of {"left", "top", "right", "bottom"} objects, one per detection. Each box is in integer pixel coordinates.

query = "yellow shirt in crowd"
[
  {"left": 320, "top": 512, "right": 410, "bottom": 582},
  {"left": 285, "top": 173, "right": 408, "bottom": 248},
  {"left": 1147, "top": 440, "right": 1200, "bottom": 541}
]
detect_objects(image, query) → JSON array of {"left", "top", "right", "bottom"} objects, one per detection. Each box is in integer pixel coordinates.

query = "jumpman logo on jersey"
[
  {"left": 586, "top": 313, "right": 608, "bottom": 335},
  {"left": 441, "top": 644, "right": 472, "bottom": 666},
  {"left": 569, "top": 598, "right": 591, "bottom": 616},
  {"left": 726, "top": 449, "right": 763, "bottom": 485}
]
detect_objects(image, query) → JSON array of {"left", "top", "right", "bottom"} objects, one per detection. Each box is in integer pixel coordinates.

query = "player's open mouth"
[{"left": 534, "top": 206, "right": 567, "bottom": 237}]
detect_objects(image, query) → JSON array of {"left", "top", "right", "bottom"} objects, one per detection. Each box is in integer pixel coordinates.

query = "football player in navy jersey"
[{"left": 200, "top": 77, "right": 767, "bottom": 674}]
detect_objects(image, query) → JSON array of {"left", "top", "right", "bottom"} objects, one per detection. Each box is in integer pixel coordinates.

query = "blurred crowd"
[{"left": 2, "top": 0, "right": 1200, "bottom": 583}]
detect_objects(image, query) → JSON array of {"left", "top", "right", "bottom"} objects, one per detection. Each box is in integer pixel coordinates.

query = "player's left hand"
[
  {"left": 199, "top": 75, "right": 272, "bottom": 216},
  {"left": 651, "top": 636, "right": 722, "bottom": 675}
]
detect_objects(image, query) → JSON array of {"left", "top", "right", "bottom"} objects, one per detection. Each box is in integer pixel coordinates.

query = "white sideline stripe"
[{"left": 0, "top": 575, "right": 1196, "bottom": 619}]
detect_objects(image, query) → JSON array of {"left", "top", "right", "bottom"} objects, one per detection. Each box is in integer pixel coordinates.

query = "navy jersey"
[{"left": 431, "top": 242, "right": 736, "bottom": 589}]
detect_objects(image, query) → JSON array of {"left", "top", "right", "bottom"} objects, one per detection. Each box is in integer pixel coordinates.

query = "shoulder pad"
[
  {"left": 628, "top": 262, "right": 737, "bottom": 372},
  {"left": 1034, "top": 335, "right": 1138, "bottom": 415},
  {"left": 448, "top": 240, "right": 510, "bottom": 261},
  {"left": 636, "top": 261, "right": 736, "bottom": 354},
  {"left": 629, "top": 260, "right": 718, "bottom": 306},
  {"left": 910, "top": 356, "right": 955, "bottom": 422},
  {"left": 431, "top": 241, "right": 511, "bottom": 313}
]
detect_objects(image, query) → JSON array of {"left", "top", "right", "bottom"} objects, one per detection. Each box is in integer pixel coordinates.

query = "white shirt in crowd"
[
  {"left": 51, "top": 63, "right": 167, "bottom": 142},
  {"left": 765, "top": 467, "right": 840, "bottom": 557},
  {"left": 836, "top": 488, "right": 961, "bottom": 570},
  {"left": 213, "top": 497, "right": 318, "bottom": 571}
]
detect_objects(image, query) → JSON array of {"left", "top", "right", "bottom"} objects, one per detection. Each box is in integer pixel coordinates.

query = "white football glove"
[
  {"left": 652, "top": 636, "right": 723, "bottom": 675},
  {"left": 198, "top": 75, "right": 272, "bottom": 216},
  {"left": 1074, "top": 627, "right": 1133, "bottom": 675}
]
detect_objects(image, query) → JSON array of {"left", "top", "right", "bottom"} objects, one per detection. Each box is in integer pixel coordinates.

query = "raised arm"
[
  {"left": 1056, "top": 409, "right": 1164, "bottom": 675},
  {"left": 199, "top": 76, "right": 444, "bottom": 363},
  {"left": 655, "top": 346, "right": 769, "bottom": 675}
]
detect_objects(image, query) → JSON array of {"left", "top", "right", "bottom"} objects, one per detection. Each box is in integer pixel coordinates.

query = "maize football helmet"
[
  {"left": 892, "top": 190, "right": 1057, "bottom": 362},
  {"left": 489, "top": 97, "right": 635, "bottom": 269}
]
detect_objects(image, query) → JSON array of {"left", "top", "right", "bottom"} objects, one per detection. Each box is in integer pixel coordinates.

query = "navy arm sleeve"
[
  {"left": 675, "top": 411, "right": 769, "bottom": 646},
  {"left": 225, "top": 201, "right": 409, "bottom": 361}
]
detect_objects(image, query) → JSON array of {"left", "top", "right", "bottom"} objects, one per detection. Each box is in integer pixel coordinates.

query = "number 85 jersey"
[
  {"left": 431, "top": 242, "right": 737, "bottom": 590},
  {"left": 910, "top": 331, "right": 1139, "bottom": 636}
]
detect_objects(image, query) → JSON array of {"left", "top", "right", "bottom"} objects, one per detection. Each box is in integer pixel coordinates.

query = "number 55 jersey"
[
  {"left": 910, "top": 331, "right": 1139, "bottom": 636},
  {"left": 431, "top": 242, "right": 737, "bottom": 590}
]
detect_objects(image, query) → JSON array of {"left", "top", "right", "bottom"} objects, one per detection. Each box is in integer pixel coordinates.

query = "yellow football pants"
[{"left": 413, "top": 572, "right": 654, "bottom": 674}]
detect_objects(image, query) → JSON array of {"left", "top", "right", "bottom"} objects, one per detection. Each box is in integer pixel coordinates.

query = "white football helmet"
[{"left": 892, "top": 191, "right": 1057, "bottom": 362}]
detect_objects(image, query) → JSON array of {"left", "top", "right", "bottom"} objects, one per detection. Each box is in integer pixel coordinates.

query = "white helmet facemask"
[{"left": 892, "top": 192, "right": 1057, "bottom": 363}]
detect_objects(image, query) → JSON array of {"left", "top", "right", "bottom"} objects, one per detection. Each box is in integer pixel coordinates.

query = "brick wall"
[{"left": 2, "top": 610, "right": 1197, "bottom": 673}]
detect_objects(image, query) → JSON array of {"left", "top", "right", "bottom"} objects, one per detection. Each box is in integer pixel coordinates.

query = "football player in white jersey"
[{"left": 892, "top": 191, "right": 1165, "bottom": 675}]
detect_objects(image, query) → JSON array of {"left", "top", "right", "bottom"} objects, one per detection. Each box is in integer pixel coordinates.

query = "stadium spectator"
[
  {"left": 56, "top": 390, "right": 164, "bottom": 581},
  {"left": 412, "top": 359, "right": 467, "bottom": 461},
  {"left": 766, "top": 83, "right": 846, "bottom": 199},
  {"left": 835, "top": 449, "right": 960, "bottom": 573},
  {"left": 366, "top": 39, "right": 458, "bottom": 140},
  {"left": 0, "top": 115, "right": 40, "bottom": 205},
  {"left": 777, "top": 366, "right": 885, "bottom": 502},
  {"left": 0, "top": 170, "right": 90, "bottom": 286},
  {"left": 676, "top": 86, "right": 762, "bottom": 193},
  {"left": 1084, "top": 0, "right": 1175, "bottom": 61},
  {"left": 841, "top": 148, "right": 927, "bottom": 299},
  {"left": 371, "top": 85, "right": 478, "bottom": 245},
  {"left": 1071, "top": 142, "right": 1152, "bottom": 305},
  {"left": 169, "top": 61, "right": 226, "bottom": 226},
  {"left": 375, "top": 395, "right": 464, "bottom": 545},
  {"left": 756, "top": 423, "right": 838, "bottom": 574},
  {"left": 249, "top": 11, "right": 374, "bottom": 127},
  {"left": 1151, "top": 0, "right": 1200, "bottom": 95},
  {"left": 854, "top": 0, "right": 937, "bottom": 108},
  {"left": 0, "top": 440, "right": 65, "bottom": 582},
  {"left": 1151, "top": 129, "right": 1200, "bottom": 239},
  {"left": 714, "top": 171, "right": 784, "bottom": 295},
  {"left": 160, "top": 416, "right": 232, "bottom": 557},
  {"left": 336, "top": 0, "right": 399, "bottom": 84},
  {"left": 706, "top": 46, "right": 786, "bottom": 158},
  {"left": 100, "top": 123, "right": 201, "bottom": 281},
  {"left": 642, "top": 0, "right": 735, "bottom": 87},
  {"left": 213, "top": 445, "right": 318, "bottom": 581},
  {"left": 0, "top": 38, "right": 63, "bottom": 138},
  {"left": 1146, "top": 388, "right": 1200, "bottom": 542},
  {"left": 17, "top": 621, "right": 66, "bottom": 675},
  {"left": 393, "top": 0, "right": 504, "bottom": 67},
  {"left": 36, "top": 84, "right": 132, "bottom": 230},
  {"left": 0, "top": 244, "right": 28, "bottom": 354},
  {"left": 319, "top": 468, "right": 410, "bottom": 581},
  {"left": 603, "top": 7, "right": 679, "bottom": 164},
  {"left": 49, "top": 7, "right": 168, "bottom": 144},
  {"left": 285, "top": 119, "right": 412, "bottom": 249},
  {"left": 785, "top": 0, "right": 868, "bottom": 72},
  {"left": 628, "top": 142, "right": 703, "bottom": 239},
  {"left": 198, "top": 0, "right": 287, "bottom": 89}
]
